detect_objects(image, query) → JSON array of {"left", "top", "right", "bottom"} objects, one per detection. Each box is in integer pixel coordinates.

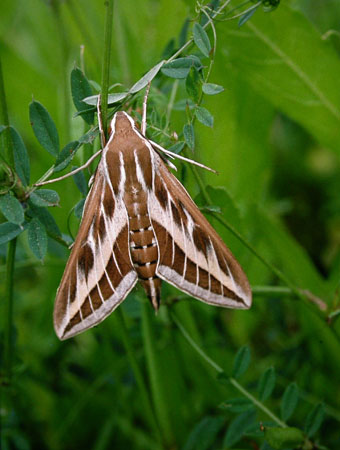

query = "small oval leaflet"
[
  {"left": 0, "top": 193, "right": 24, "bottom": 225},
  {"left": 202, "top": 83, "right": 224, "bottom": 95},
  {"left": 232, "top": 345, "right": 251, "bottom": 379},
  {"left": 304, "top": 403, "right": 325, "bottom": 438},
  {"left": 71, "top": 67, "right": 94, "bottom": 125},
  {"left": 195, "top": 107, "right": 214, "bottom": 128},
  {"left": 280, "top": 382, "right": 299, "bottom": 421},
  {"left": 28, "top": 217, "right": 47, "bottom": 260},
  {"left": 83, "top": 92, "right": 128, "bottom": 106},
  {"left": 264, "top": 427, "right": 304, "bottom": 450},
  {"left": 0, "top": 222, "right": 26, "bottom": 245},
  {"left": 183, "top": 123, "right": 195, "bottom": 150},
  {"left": 10, "top": 126, "right": 30, "bottom": 186},
  {"left": 30, "top": 189, "right": 60, "bottom": 208},
  {"left": 54, "top": 141, "right": 80, "bottom": 173},
  {"left": 193, "top": 22, "right": 211, "bottom": 57},
  {"left": 257, "top": 366, "right": 276, "bottom": 401},
  {"left": 129, "top": 60, "right": 165, "bottom": 94},
  {"left": 29, "top": 100, "right": 59, "bottom": 157},
  {"left": 162, "top": 56, "right": 203, "bottom": 79}
]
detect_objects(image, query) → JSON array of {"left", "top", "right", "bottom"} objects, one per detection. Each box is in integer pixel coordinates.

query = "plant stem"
[
  {"left": 142, "top": 302, "right": 173, "bottom": 445},
  {"left": 115, "top": 308, "right": 162, "bottom": 442},
  {"left": 172, "top": 312, "right": 287, "bottom": 428},
  {"left": 4, "top": 238, "right": 17, "bottom": 384},
  {"left": 252, "top": 285, "right": 298, "bottom": 297},
  {"left": 222, "top": 1, "right": 262, "bottom": 21},
  {"left": 165, "top": 0, "right": 232, "bottom": 64},
  {"left": 228, "top": 377, "right": 287, "bottom": 428},
  {"left": 164, "top": 79, "right": 179, "bottom": 132},
  {"left": 0, "top": 56, "right": 13, "bottom": 166},
  {"left": 101, "top": 0, "right": 114, "bottom": 139},
  {"left": 51, "top": 0, "right": 71, "bottom": 142}
]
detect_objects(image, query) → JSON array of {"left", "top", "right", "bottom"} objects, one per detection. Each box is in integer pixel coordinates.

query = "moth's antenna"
[
  {"left": 97, "top": 94, "right": 106, "bottom": 148},
  {"left": 150, "top": 140, "right": 217, "bottom": 174},
  {"left": 142, "top": 82, "right": 151, "bottom": 136}
]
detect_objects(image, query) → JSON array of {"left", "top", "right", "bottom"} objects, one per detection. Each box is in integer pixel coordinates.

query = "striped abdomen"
[{"left": 125, "top": 185, "right": 161, "bottom": 309}]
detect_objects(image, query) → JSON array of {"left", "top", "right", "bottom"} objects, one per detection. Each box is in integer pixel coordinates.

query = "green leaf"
[
  {"left": 129, "top": 60, "right": 165, "bottom": 94},
  {"left": 186, "top": 68, "right": 201, "bottom": 103},
  {"left": 238, "top": 6, "right": 258, "bottom": 27},
  {"left": 161, "top": 39, "right": 175, "bottom": 59},
  {"left": 280, "top": 382, "right": 299, "bottom": 421},
  {"left": 74, "top": 198, "right": 85, "bottom": 219},
  {"left": 200, "top": 205, "right": 221, "bottom": 214},
  {"left": 232, "top": 345, "right": 251, "bottom": 379},
  {"left": 202, "top": 83, "right": 224, "bottom": 95},
  {"left": 220, "top": 397, "right": 254, "bottom": 413},
  {"left": 168, "top": 142, "right": 185, "bottom": 154},
  {"left": 223, "top": 410, "right": 256, "bottom": 448},
  {"left": 54, "top": 141, "right": 80, "bottom": 172},
  {"left": 0, "top": 193, "right": 24, "bottom": 225},
  {"left": 30, "top": 189, "right": 60, "bottom": 207},
  {"left": 28, "top": 202, "right": 61, "bottom": 239},
  {"left": 71, "top": 67, "right": 94, "bottom": 125},
  {"left": 161, "top": 56, "right": 202, "bottom": 79},
  {"left": 195, "top": 106, "right": 214, "bottom": 127},
  {"left": 83, "top": 92, "right": 128, "bottom": 106},
  {"left": 0, "top": 221, "right": 25, "bottom": 245},
  {"left": 10, "top": 126, "right": 30, "bottom": 186},
  {"left": 264, "top": 427, "right": 305, "bottom": 450},
  {"left": 29, "top": 100, "right": 59, "bottom": 157},
  {"left": 183, "top": 123, "right": 195, "bottom": 150},
  {"left": 179, "top": 18, "right": 190, "bottom": 47},
  {"left": 72, "top": 167, "right": 88, "bottom": 196},
  {"left": 220, "top": 4, "right": 340, "bottom": 154},
  {"left": 304, "top": 403, "right": 325, "bottom": 437},
  {"left": 27, "top": 218, "right": 47, "bottom": 260},
  {"left": 193, "top": 23, "right": 211, "bottom": 57},
  {"left": 183, "top": 416, "right": 224, "bottom": 450},
  {"left": 173, "top": 99, "right": 196, "bottom": 111},
  {"left": 78, "top": 128, "right": 99, "bottom": 145},
  {"left": 257, "top": 367, "right": 276, "bottom": 401}
]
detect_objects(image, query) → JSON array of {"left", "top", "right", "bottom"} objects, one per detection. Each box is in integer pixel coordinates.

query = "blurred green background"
[{"left": 1, "top": 0, "right": 340, "bottom": 449}]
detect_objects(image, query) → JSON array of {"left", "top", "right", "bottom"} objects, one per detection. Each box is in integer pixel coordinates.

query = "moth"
[{"left": 54, "top": 111, "right": 252, "bottom": 339}]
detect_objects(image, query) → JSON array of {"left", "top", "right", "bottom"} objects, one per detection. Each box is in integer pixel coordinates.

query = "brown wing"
[
  {"left": 53, "top": 162, "right": 137, "bottom": 340},
  {"left": 148, "top": 153, "right": 252, "bottom": 309}
]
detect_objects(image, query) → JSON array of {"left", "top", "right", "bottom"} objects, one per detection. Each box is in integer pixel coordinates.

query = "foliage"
[{"left": 1, "top": 0, "right": 340, "bottom": 449}]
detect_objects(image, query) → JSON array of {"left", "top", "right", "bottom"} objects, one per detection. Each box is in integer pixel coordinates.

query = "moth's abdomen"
[{"left": 126, "top": 191, "right": 161, "bottom": 310}]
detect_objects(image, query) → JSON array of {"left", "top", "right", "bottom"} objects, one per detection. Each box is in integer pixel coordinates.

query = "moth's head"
[{"left": 110, "top": 111, "right": 136, "bottom": 137}]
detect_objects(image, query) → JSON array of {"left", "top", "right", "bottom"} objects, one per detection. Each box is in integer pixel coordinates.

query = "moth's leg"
[
  {"left": 142, "top": 81, "right": 151, "bottom": 136},
  {"left": 34, "top": 149, "right": 103, "bottom": 187}
]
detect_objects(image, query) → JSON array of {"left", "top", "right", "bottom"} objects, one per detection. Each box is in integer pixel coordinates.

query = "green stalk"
[
  {"left": 142, "top": 302, "right": 173, "bottom": 445},
  {"left": 101, "top": 0, "right": 114, "bottom": 139},
  {"left": 0, "top": 54, "right": 17, "bottom": 385},
  {"left": 4, "top": 238, "right": 17, "bottom": 384},
  {"left": 0, "top": 55, "right": 13, "bottom": 166},
  {"left": 51, "top": 0, "right": 71, "bottom": 142},
  {"left": 172, "top": 312, "right": 287, "bottom": 428},
  {"left": 115, "top": 308, "right": 162, "bottom": 442}
]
